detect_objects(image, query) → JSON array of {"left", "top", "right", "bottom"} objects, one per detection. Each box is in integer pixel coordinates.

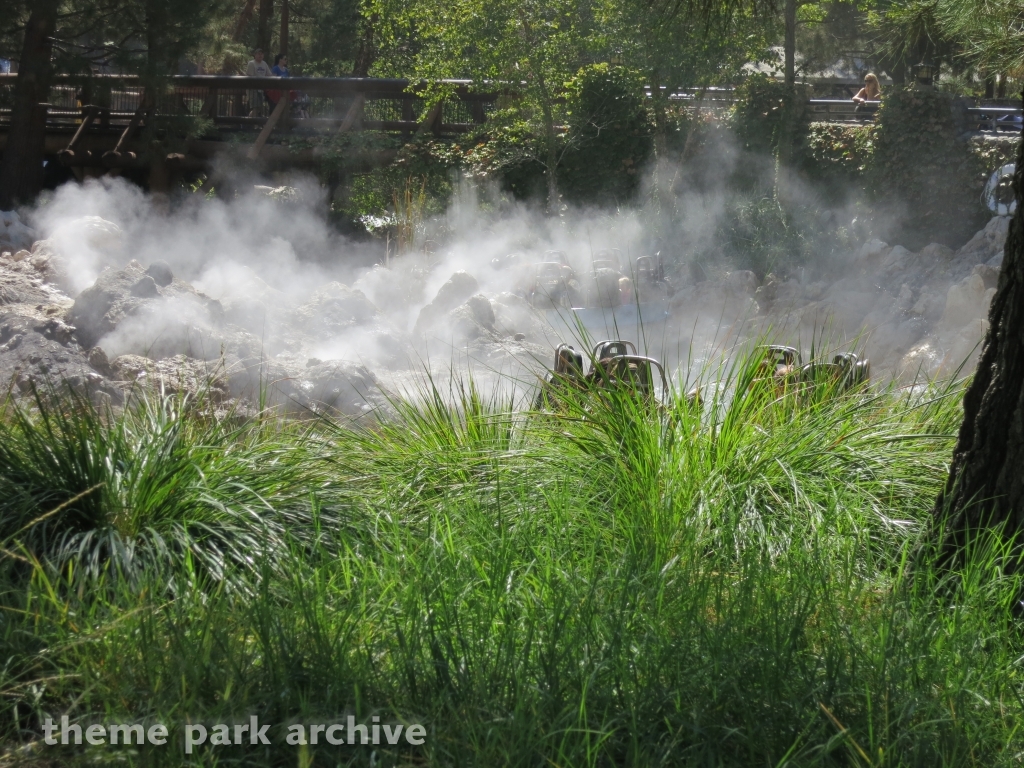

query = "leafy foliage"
[
  {"left": 802, "top": 121, "right": 875, "bottom": 183},
  {"left": 869, "top": 86, "right": 988, "bottom": 247},
  {"left": 559, "top": 64, "right": 655, "bottom": 205},
  {"left": 729, "top": 74, "right": 810, "bottom": 156}
]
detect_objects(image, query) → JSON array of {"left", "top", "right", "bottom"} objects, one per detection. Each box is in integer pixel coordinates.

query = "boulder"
[
  {"left": 881, "top": 245, "right": 913, "bottom": 274},
  {"left": 293, "top": 282, "right": 378, "bottom": 336},
  {"left": 910, "top": 291, "right": 945, "bottom": 322},
  {"left": 0, "top": 311, "right": 120, "bottom": 403},
  {"left": 415, "top": 271, "right": 481, "bottom": 332},
  {"left": 39, "top": 216, "right": 124, "bottom": 294},
  {"left": 110, "top": 353, "right": 230, "bottom": 402},
  {"left": 145, "top": 260, "right": 174, "bottom": 287},
  {"left": 0, "top": 210, "right": 36, "bottom": 252},
  {"left": 919, "top": 242, "right": 954, "bottom": 262},
  {"left": 939, "top": 271, "right": 994, "bottom": 332},
  {"left": 725, "top": 270, "right": 758, "bottom": 297},
  {"left": 973, "top": 263, "right": 999, "bottom": 290},
  {"left": 447, "top": 295, "right": 498, "bottom": 342},
  {"left": 856, "top": 238, "right": 889, "bottom": 264},
  {"left": 68, "top": 260, "right": 229, "bottom": 359},
  {"left": 257, "top": 359, "right": 392, "bottom": 420}
]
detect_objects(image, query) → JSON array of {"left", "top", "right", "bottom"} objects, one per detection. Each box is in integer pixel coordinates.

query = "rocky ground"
[
  {"left": 0, "top": 207, "right": 1010, "bottom": 418},
  {"left": 668, "top": 215, "right": 1009, "bottom": 380}
]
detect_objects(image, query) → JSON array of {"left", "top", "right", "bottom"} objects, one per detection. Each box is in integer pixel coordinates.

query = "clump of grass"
[{"left": 1, "top": 354, "right": 1022, "bottom": 767}]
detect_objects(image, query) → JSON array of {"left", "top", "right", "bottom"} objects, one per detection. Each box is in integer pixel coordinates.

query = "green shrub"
[
  {"left": 729, "top": 74, "right": 810, "bottom": 157},
  {"left": 802, "top": 122, "right": 875, "bottom": 188},
  {"left": 558, "top": 64, "right": 654, "bottom": 205},
  {"left": 869, "top": 87, "right": 989, "bottom": 248},
  {"left": 462, "top": 115, "right": 550, "bottom": 201}
]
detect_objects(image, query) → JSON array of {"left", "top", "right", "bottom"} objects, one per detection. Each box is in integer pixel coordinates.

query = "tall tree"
[
  {"left": 258, "top": 0, "right": 274, "bottom": 54},
  {"left": 370, "top": 0, "right": 597, "bottom": 211},
  {"left": 599, "top": 0, "right": 774, "bottom": 153},
  {"left": 0, "top": 0, "right": 59, "bottom": 209},
  {"left": 934, "top": 118, "right": 1023, "bottom": 564}
]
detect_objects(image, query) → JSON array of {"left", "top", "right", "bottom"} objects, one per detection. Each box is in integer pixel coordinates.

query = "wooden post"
[
  {"left": 58, "top": 104, "right": 98, "bottom": 164},
  {"left": 248, "top": 90, "right": 288, "bottom": 159},
  {"left": 417, "top": 101, "right": 442, "bottom": 135},
  {"left": 338, "top": 94, "right": 364, "bottom": 132},
  {"left": 102, "top": 102, "right": 146, "bottom": 167},
  {"left": 199, "top": 88, "right": 218, "bottom": 118}
]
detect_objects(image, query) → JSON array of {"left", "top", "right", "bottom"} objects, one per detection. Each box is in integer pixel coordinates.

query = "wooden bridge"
[
  {"left": 0, "top": 73, "right": 1018, "bottom": 191},
  {"left": 0, "top": 74, "right": 501, "bottom": 188}
]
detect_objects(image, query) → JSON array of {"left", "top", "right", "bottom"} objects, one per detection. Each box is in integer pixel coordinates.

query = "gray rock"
[
  {"left": 0, "top": 312, "right": 121, "bottom": 404},
  {"left": 145, "top": 260, "right": 174, "bottom": 287},
  {"left": 973, "top": 263, "right": 1000, "bottom": 290},
  {"left": 131, "top": 275, "right": 160, "bottom": 298},
  {"left": 415, "top": 271, "right": 481, "bottom": 332},
  {"left": 68, "top": 260, "right": 226, "bottom": 356},
  {"left": 293, "top": 282, "right": 378, "bottom": 336}
]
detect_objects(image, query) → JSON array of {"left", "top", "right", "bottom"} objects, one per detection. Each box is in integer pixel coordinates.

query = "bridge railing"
[
  {"left": 0, "top": 74, "right": 1018, "bottom": 140},
  {"left": 0, "top": 74, "right": 499, "bottom": 135}
]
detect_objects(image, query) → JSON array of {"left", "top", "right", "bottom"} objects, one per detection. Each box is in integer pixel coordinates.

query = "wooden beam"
[
  {"left": 101, "top": 103, "right": 147, "bottom": 167},
  {"left": 198, "top": 88, "right": 218, "bottom": 118},
  {"left": 247, "top": 90, "right": 289, "bottom": 159},
  {"left": 416, "top": 101, "right": 442, "bottom": 135},
  {"left": 57, "top": 105, "right": 99, "bottom": 164},
  {"left": 338, "top": 94, "right": 364, "bottom": 132}
]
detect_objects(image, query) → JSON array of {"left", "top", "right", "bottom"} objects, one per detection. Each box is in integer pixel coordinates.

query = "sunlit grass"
[{"left": 1, "top": 353, "right": 1021, "bottom": 767}]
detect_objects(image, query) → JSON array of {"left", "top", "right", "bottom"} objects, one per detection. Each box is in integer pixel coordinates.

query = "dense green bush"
[
  {"left": 461, "top": 115, "right": 550, "bottom": 201},
  {"left": 868, "top": 87, "right": 989, "bottom": 248},
  {"left": 801, "top": 122, "right": 875, "bottom": 186},
  {"left": 558, "top": 64, "right": 654, "bottom": 205},
  {"left": 729, "top": 74, "right": 809, "bottom": 157}
]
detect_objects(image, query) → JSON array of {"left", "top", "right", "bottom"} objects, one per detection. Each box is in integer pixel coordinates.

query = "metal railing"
[
  {"left": 1, "top": 74, "right": 1018, "bottom": 144},
  {"left": 807, "top": 99, "right": 879, "bottom": 123},
  {"left": 965, "top": 106, "right": 1023, "bottom": 133},
  {"left": 0, "top": 74, "right": 498, "bottom": 135}
]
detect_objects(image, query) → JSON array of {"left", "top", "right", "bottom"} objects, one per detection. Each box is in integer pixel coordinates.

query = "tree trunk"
[
  {"left": 0, "top": 0, "right": 59, "bottom": 209},
  {"left": 233, "top": 0, "right": 258, "bottom": 42},
  {"left": 934, "top": 112, "right": 1024, "bottom": 564},
  {"left": 279, "top": 0, "right": 288, "bottom": 57},
  {"left": 257, "top": 0, "right": 274, "bottom": 55},
  {"left": 784, "top": 0, "right": 796, "bottom": 87},
  {"left": 649, "top": 70, "right": 668, "bottom": 159},
  {"left": 351, "top": 15, "right": 376, "bottom": 77},
  {"left": 535, "top": 75, "right": 559, "bottom": 213}
]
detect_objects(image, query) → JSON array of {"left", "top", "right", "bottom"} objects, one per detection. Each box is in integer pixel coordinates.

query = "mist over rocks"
[
  {"left": 0, "top": 166, "right": 1013, "bottom": 418},
  {"left": 68, "top": 259, "right": 227, "bottom": 353},
  {"left": 0, "top": 210, "right": 35, "bottom": 252},
  {"left": 414, "top": 271, "right": 480, "bottom": 334}
]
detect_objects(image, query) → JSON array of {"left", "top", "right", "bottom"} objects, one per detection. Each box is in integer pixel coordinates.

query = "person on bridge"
[
  {"left": 267, "top": 53, "right": 310, "bottom": 118},
  {"left": 853, "top": 73, "right": 881, "bottom": 106},
  {"left": 246, "top": 48, "right": 272, "bottom": 116}
]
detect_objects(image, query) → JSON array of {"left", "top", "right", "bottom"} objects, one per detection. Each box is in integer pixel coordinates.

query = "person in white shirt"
[{"left": 246, "top": 48, "right": 272, "bottom": 115}]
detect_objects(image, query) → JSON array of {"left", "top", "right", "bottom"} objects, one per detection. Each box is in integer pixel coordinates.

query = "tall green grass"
[{"left": 1, "top": 356, "right": 1022, "bottom": 767}]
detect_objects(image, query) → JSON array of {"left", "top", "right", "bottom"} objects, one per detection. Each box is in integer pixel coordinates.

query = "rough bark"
[
  {"left": 935, "top": 113, "right": 1024, "bottom": 562},
  {"left": 0, "top": 0, "right": 59, "bottom": 209},
  {"left": 536, "top": 74, "right": 559, "bottom": 213},
  {"left": 279, "top": 0, "right": 288, "bottom": 56},
  {"left": 233, "top": 0, "right": 258, "bottom": 42},
  {"left": 351, "top": 16, "right": 376, "bottom": 77},
  {"left": 783, "top": 0, "right": 796, "bottom": 87},
  {"left": 257, "top": 0, "right": 274, "bottom": 55}
]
